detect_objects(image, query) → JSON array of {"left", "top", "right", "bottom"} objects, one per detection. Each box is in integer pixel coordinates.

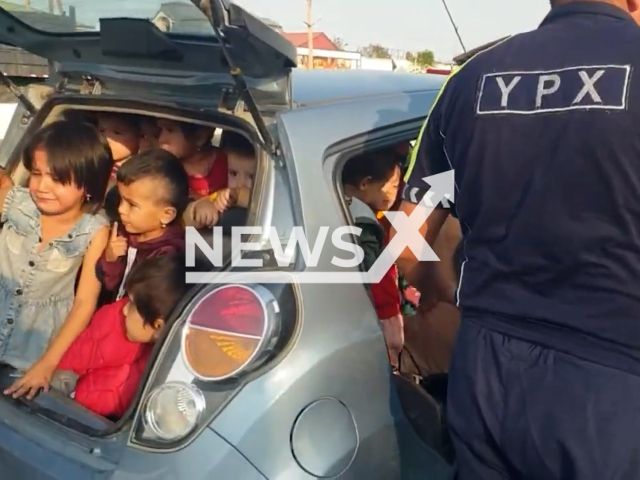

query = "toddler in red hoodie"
[
  {"left": 96, "top": 148, "right": 190, "bottom": 300},
  {"left": 343, "top": 148, "right": 405, "bottom": 367},
  {"left": 52, "top": 255, "right": 186, "bottom": 418}
]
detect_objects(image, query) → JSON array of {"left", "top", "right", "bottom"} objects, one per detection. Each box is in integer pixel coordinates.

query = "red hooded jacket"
[
  {"left": 96, "top": 223, "right": 185, "bottom": 292},
  {"left": 57, "top": 298, "right": 152, "bottom": 418}
]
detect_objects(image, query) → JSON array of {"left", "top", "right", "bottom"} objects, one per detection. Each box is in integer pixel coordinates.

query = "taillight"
[
  {"left": 131, "top": 282, "right": 296, "bottom": 450},
  {"left": 181, "top": 284, "right": 281, "bottom": 381}
]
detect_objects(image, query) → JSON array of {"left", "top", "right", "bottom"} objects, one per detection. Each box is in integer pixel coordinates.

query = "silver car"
[{"left": 0, "top": 1, "right": 451, "bottom": 478}]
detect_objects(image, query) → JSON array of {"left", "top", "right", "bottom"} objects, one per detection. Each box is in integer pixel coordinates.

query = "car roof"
[{"left": 291, "top": 69, "right": 447, "bottom": 108}]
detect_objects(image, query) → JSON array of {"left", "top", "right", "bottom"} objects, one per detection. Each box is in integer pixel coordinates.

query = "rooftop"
[
  {"left": 282, "top": 32, "right": 336, "bottom": 51},
  {"left": 291, "top": 69, "right": 446, "bottom": 107}
]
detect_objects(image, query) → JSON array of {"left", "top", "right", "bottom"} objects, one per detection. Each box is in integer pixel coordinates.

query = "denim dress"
[{"left": 0, "top": 186, "right": 107, "bottom": 370}]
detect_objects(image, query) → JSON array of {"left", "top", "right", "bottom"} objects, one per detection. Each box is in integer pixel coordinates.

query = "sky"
[
  {"left": 4, "top": 0, "right": 551, "bottom": 62},
  {"left": 236, "top": 0, "right": 552, "bottom": 61}
]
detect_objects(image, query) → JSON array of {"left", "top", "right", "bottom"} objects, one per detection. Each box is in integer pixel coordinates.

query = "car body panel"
[
  {"left": 0, "top": 70, "right": 451, "bottom": 478},
  {"left": 0, "top": 2, "right": 296, "bottom": 111},
  {"left": 205, "top": 82, "right": 451, "bottom": 478},
  {"left": 113, "top": 426, "right": 266, "bottom": 480},
  {"left": 291, "top": 69, "right": 446, "bottom": 107}
]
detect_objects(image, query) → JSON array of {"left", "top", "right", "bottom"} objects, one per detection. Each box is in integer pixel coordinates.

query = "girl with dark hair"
[
  {"left": 157, "top": 119, "right": 228, "bottom": 199},
  {"left": 0, "top": 119, "right": 113, "bottom": 400}
]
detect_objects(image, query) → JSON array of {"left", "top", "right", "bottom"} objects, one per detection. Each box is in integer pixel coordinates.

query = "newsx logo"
[{"left": 476, "top": 65, "right": 631, "bottom": 115}]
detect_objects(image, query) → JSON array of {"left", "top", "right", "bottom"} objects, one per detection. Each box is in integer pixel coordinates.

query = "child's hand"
[
  {"left": 4, "top": 357, "right": 56, "bottom": 400},
  {"left": 105, "top": 222, "right": 128, "bottom": 262},
  {"left": 213, "top": 188, "right": 233, "bottom": 212},
  {"left": 193, "top": 200, "right": 219, "bottom": 227},
  {"left": 380, "top": 314, "right": 405, "bottom": 369}
]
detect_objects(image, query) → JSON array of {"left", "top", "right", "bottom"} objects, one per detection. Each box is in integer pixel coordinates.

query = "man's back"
[{"left": 439, "top": 2, "right": 640, "bottom": 371}]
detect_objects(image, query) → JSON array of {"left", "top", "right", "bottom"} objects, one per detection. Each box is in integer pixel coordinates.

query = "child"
[
  {"left": 51, "top": 254, "right": 186, "bottom": 418},
  {"left": 138, "top": 116, "right": 160, "bottom": 153},
  {"left": 184, "top": 131, "right": 255, "bottom": 228},
  {"left": 157, "top": 119, "right": 227, "bottom": 198},
  {"left": 342, "top": 148, "right": 405, "bottom": 368},
  {"left": 97, "top": 148, "right": 189, "bottom": 300},
  {"left": 1, "top": 120, "right": 113, "bottom": 400},
  {"left": 96, "top": 113, "right": 141, "bottom": 181}
]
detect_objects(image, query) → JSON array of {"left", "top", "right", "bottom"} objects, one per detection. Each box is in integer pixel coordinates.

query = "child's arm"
[
  {"left": 0, "top": 170, "right": 14, "bottom": 217},
  {"left": 4, "top": 225, "right": 110, "bottom": 400},
  {"left": 183, "top": 197, "right": 219, "bottom": 229}
]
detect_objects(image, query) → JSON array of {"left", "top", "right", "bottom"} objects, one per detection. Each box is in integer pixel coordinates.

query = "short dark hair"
[
  {"left": 116, "top": 148, "right": 190, "bottom": 218},
  {"left": 177, "top": 121, "right": 214, "bottom": 149},
  {"left": 342, "top": 148, "right": 400, "bottom": 187},
  {"left": 96, "top": 112, "right": 141, "bottom": 133},
  {"left": 125, "top": 254, "right": 186, "bottom": 326},
  {"left": 23, "top": 119, "right": 113, "bottom": 210},
  {"left": 221, "top": 131, "right": 255, "bottom": 158}
]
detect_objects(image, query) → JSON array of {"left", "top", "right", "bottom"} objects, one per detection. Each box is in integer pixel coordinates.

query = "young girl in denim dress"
[{"left": 0, "top": 119, "right": 113, "bottom": 400}]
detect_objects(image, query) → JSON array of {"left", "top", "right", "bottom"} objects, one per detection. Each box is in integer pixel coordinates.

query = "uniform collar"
[{"left": 541, "top": 1, "right": 635, "bottom": 26}]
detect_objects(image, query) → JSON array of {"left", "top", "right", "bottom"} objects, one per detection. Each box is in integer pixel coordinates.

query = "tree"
[
  {"left": 360, "top": 44, "right": 391, "bottom": 59},
  {"left": 332, "top": 37, "right": 347, "bottom": 51},
  {"left": 408, "top": 49, "right": 435, "bottom": 68}
]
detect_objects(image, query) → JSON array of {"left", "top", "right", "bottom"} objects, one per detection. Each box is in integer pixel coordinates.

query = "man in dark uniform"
[{"left": 394, "top": 1, "right": 640, "bottom": 478}]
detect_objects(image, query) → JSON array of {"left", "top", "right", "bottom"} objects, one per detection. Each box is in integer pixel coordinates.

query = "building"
[
  {"left": 281, "top": 32, "right": 337, "bottom": 51},
  {"left": 280, "top": 32, "right": 363, "bottom": 70},
  {"left": 152, "top": 2, "right": 212, "bottom": 34},
  {"left": 0, "top": 2, "right": 93, "bottom": 78},
  {"left": 152, "top": 2, "right": 282, "bottom": 35}
]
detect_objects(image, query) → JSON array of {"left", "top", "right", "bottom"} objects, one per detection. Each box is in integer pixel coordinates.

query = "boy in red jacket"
[
  {"left": 343, "top": 148, "right": 406, "bottom": 368},
  {"left": 52, "top": 255, "right": 186, "bottom": 418},
  {"left": 97, "top": 148, "right": 190, "bottom": 301}
]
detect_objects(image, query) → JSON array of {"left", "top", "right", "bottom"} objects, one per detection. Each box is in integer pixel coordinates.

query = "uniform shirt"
[{"left": 402, "top": 2, "right": 640, "bottom": 375}]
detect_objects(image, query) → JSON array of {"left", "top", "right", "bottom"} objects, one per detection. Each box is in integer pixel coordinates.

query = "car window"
[{"left": 1, "top": 1, "right": 215, "bottom": 36}]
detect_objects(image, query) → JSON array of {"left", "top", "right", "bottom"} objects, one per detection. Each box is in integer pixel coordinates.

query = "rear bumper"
[
  {"left": 0, "top": 395, "right": 265, "bottom": 479},
  {"left": 113, "top": 427, "right": 267, "bottom": 480}
]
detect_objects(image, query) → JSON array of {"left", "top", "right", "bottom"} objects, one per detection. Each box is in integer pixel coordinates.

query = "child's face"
[
  {"left": 227, "top": 152, "right": 256, "bottom": 190},
  {"left": 360, "top": 165, "right": 401, "bottom": 213},
  {"left": 97, "top": 115, "right": 140, "bottom": 163},
  {"left": 157, "top": 119, "right": 195, "bottom": 160},
  {"left": 28, "top": 147, "right": 86, "bottom": 215},
  {"left": 123, "top": 299, "right": 163, "bottom": 343},
  {"left": 117, "top": 177, "right": 176, "bottom": 236},
  {"left": 139, "top": 120, "right": 160, "bottom": 153}
]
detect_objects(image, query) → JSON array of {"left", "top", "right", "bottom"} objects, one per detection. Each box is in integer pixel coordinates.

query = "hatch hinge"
[{"left": 0, "top": 69, "right": 37, "bottom": 117}]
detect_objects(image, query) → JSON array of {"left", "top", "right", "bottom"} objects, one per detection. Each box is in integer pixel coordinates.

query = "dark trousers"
[{"left": 447, "top": 317, "right": 640, "bottom": 480}]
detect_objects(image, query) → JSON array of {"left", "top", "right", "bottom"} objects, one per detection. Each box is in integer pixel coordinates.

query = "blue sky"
[{"left": 237, "top": 0, "right": 552, "bottom": 61}]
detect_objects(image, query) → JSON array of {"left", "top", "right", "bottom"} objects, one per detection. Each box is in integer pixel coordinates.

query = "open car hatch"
[{"left": 0, "top": 1, "right": 297, "bottom": 150}]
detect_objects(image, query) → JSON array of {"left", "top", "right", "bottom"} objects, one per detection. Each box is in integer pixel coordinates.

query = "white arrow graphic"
[{"left": 363, "top": 169, "right": 455, "bottom": 283}]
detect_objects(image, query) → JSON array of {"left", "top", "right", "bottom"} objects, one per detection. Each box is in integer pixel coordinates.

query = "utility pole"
[
  {"left": 24, "top": 0, "right": 31, "bottom": 8},
  {"left": 304, "top": 0, "right": 314, "bottom": 69}
]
